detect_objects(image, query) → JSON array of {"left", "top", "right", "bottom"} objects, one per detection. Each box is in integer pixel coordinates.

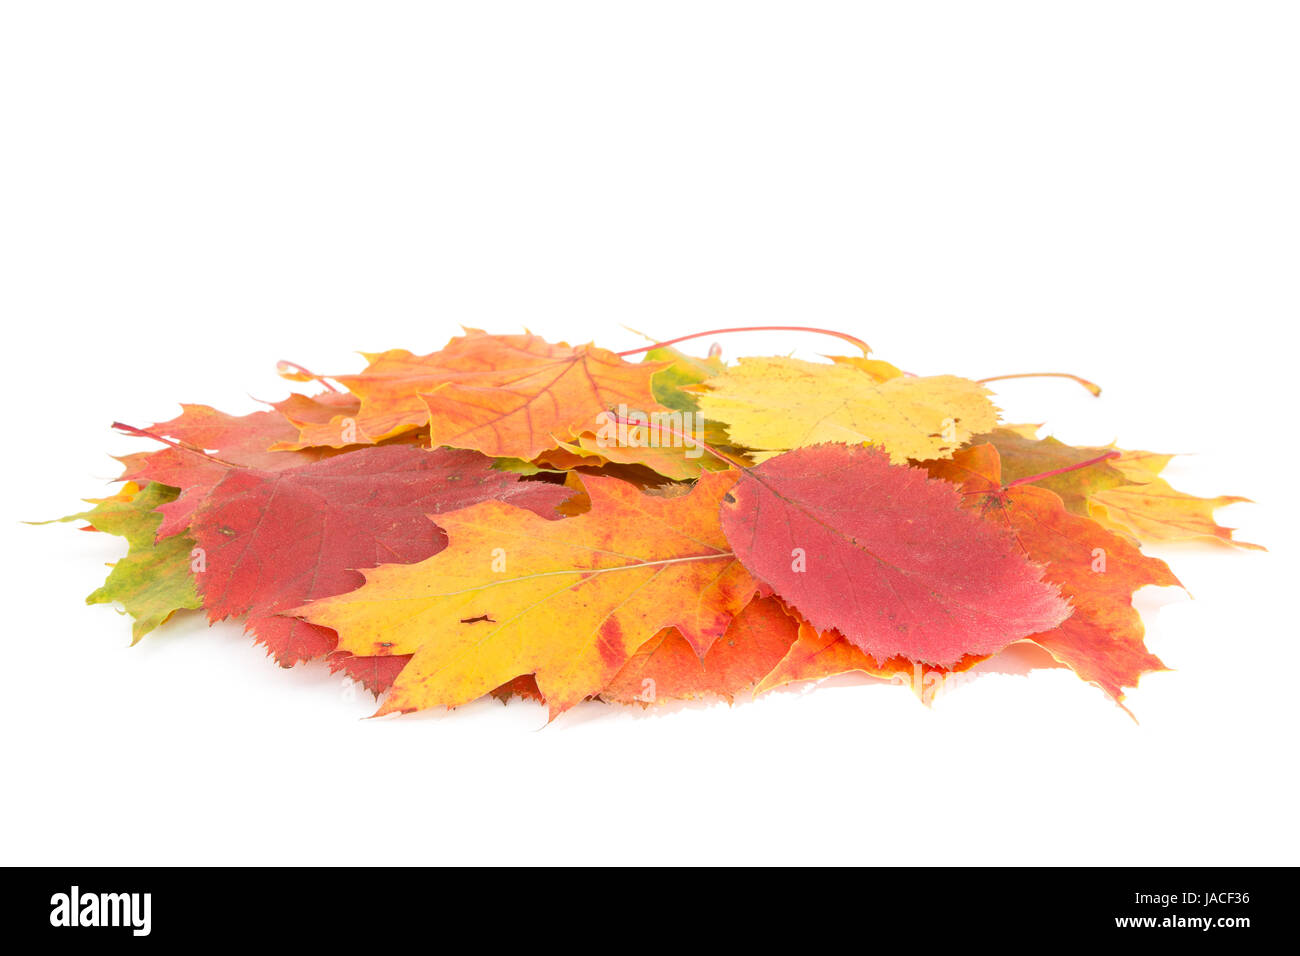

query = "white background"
[{"left": 2, "top": 2, "right": 1296, "bottom": 866}]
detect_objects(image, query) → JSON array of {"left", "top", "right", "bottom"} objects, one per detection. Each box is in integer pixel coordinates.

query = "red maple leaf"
[
  {"left": 327, "top": 651, "right": 411, "bottom": 696},
  {"left": 190, "top": 445, "right": 571, "bottom": 666},
  {"left": 116, "top": 403, "right": 341, "bottom": 538}
]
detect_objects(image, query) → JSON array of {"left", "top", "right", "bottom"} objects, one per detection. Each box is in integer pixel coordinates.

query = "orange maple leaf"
[
  {"left": 276, "top": 329, "right": 667, "bottom": 460},
  {"left": 926, "top": 443, "right": 1184, "bottom": 706},
  {"left": 755, "top": 619, "right": 987, "bottom": 701},
  {"left": 601, "top": 596, "right": 799, "bottom": 705}
]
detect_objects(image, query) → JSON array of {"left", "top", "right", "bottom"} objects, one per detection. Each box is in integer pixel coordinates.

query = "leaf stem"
[
  {"left": 276, "top": 360, "right": 341, "bottom": 392},
  {"left": 112, "top": 422, "right": 241, "bottom": 468},
  {"left": 1002, "top": 450, "right": 1121, "bottom": 489},
  {"left": 615, "top": 326, "right": 870, "bottom": 358},
  {"left": 976, "top": 372, "right": 1102, "bottom": 397}
]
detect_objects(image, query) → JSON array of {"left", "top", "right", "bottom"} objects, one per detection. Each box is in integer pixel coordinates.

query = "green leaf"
[{"left": 42, "top": 482, "right": 201, "bottom": 642}]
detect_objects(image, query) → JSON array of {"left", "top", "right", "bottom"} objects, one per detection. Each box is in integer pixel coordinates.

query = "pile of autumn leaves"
[{"left": 48, "top": 329, "right": 1257, "bottom": 720}]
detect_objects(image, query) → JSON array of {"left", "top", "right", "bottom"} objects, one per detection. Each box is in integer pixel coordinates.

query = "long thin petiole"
[
  {"left": 616, "top": 326, "right": 870, "bottom": 358},
  {"left": 1003, "top": 450, "right": 1121, "bottom": 489},
  {"left": 276, "top": 360, "right": 341, "bottom": 393},
  {"left": 959, "top": 449, "right": 1121, "bottom": 496},
  {"left": 112, "top": 422, "right": 241, "bottom": 468},
  {"left": 977, "top": 372, "right": 1102, "bottom": 397}
]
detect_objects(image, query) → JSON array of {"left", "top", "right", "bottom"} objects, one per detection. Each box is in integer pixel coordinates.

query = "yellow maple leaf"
[
  {"left": 695, "top": 356, "right": 999, "bottom": 462},
  {"left": 1073, "top": 445, "right": 1261, "bottom": 550},
  {"left": 294, "top": 469, "right": 757, "bottom": 718},
  {"left": 1089, "top": 480, "right": 1261, "bottom": 550}
]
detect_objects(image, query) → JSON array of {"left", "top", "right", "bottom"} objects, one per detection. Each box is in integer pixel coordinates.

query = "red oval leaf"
[{"left": 719, "top": 444, "right": 1071, "bottom": 666}]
